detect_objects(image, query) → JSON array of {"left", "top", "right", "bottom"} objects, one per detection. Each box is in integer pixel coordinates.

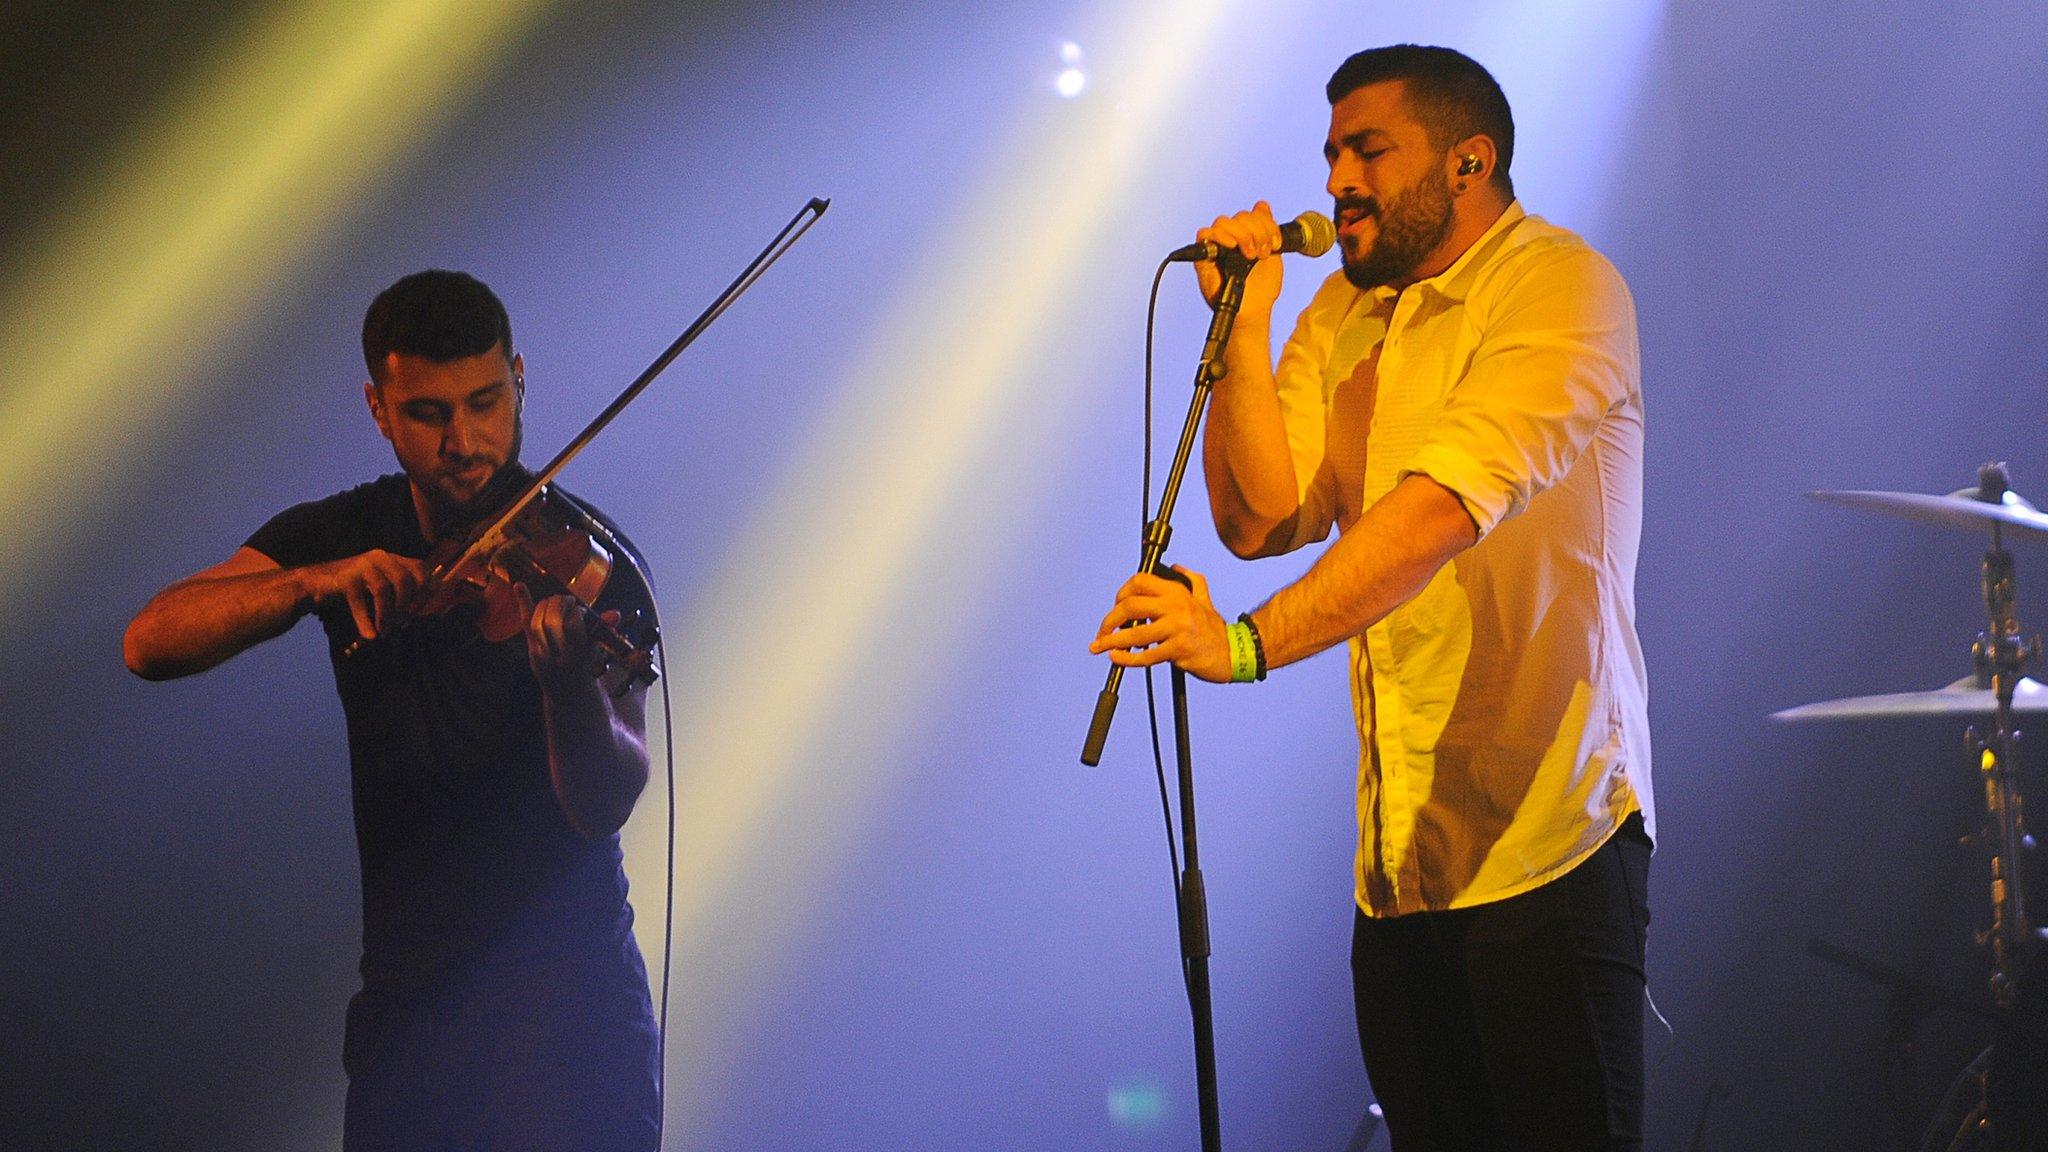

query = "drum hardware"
[
  {"left": 1771, "top": 675, "right": 2048, "bottom": 723},
  {"left": 1785, "top": 463, "right": 2046, "bottom": 1151}
]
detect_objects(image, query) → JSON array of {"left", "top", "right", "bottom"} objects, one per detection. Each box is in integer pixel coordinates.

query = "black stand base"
[{"left": 1169, "top": 661, "right": 1222, "bottom": 1152}]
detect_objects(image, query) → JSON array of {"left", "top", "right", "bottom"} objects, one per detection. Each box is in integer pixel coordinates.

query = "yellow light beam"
[
  {"left": 0, "top": 0, "right": 556, "bottom": 608},
  {"left": 618, "top": 0, "right": 1245, "bottom": 1136}
]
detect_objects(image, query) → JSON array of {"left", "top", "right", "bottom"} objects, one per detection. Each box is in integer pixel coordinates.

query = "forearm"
[
  {"left": 1250, "top": 475, "right": 1478, "bottom": 669},
  {"left": 1201, "top": 319, "right": 1302, "bottom": 556},
  {"left": 124, "top": 566, "right": 315, "bottom": 680},
  {"left": 540, "top": 681, "right": 649, "bottom": 839}
]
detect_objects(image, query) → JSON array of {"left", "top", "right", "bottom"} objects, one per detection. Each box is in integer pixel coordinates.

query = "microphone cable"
[
  {"left": 1137, "top": 254, "right": 1191, "bottom": 1000},
  {"left": 558, "top": 486, "right": 678, "bottom": 1138},
  {"left": 652, "top": 627, "right": 675, "bottom": 1144}
]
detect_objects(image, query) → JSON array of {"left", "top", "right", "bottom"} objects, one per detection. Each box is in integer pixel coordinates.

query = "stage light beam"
[
  {"left": 0, "top": 0, "right": 556, "bottom": 626},
  {"left": 620, "top": 0, "right": 1246, "bottom": 1137}
]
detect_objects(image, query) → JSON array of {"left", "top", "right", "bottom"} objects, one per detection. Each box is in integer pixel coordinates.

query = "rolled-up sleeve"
[{"left": 1403, "top": 244, "right": 1638, "bottom": 537}]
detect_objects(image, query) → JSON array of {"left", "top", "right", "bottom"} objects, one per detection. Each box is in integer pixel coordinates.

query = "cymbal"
[
  {"left": 1773, "top": 675, "right": 2048, "bottom": 723},
  {"left": 1810, "top": 488, "right": 2048, "bottom": 537}
]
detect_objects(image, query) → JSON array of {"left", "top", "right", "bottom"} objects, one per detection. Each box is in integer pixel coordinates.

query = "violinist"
[{"left": 123, "top": 270, "right": 661, "bottom": 1152}]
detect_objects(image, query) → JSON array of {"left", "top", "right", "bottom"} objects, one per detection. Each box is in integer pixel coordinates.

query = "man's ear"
[
  {"left": 511, "top": 353, "right": 526, "bottom": 411},
  {"left": 365, "top": 379, "right": 394, "bottom": 442},
  {"left": 1447, "top": 133, "right": 1499, "bottom": 191}
]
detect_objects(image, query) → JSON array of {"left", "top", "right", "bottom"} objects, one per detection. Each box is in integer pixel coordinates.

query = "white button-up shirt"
[{"left": 1270, "top": 202, "right": 1651, "bottom": 916}]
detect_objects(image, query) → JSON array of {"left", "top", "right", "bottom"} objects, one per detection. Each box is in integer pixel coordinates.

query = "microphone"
[{"left": 1167, "top": 210, "right": 1335, "bottom": 263}]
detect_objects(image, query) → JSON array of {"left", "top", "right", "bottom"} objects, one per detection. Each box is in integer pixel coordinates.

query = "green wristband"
[
  {"left": 1226, "top": 620, "right": 1258, "bottom": 683},
  {"left": 1237, "top": 612, "right": 1268, "bottom": 681}
]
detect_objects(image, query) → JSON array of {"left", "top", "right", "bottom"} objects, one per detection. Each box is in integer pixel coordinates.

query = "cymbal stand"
[
  {"left": 1919, "top": 465, "right": 2048, "bottom": 1152},
  {"left": 1965, "top": 465, "right": 2040, "bottom": 1010}
]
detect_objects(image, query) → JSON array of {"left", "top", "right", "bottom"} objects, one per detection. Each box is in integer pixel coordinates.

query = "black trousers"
[
  {"left": 342, "top": 939, "right": 661, "bottom": 1152},
  {"left": 1351, "top": 813, "right": 1651, "bottom": 1152}
]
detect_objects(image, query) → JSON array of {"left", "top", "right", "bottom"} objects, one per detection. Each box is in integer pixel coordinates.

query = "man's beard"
[
  {"left": 420, "top": 420, "right": 524, "bottom": 533},
  {"left": 1339, "top": 170, "right": 1457, "bottom": 291}
]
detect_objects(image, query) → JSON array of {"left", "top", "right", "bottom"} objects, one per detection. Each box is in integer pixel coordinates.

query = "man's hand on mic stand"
[
  {"left": 1089, "top": 565, "right": 1233, "bottom": 684},
  {"left": 1193, "top": 199, "right": 1287, "bottom": 321}
]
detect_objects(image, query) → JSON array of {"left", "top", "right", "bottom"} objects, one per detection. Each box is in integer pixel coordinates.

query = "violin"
[
  {"left": 338, "top": 195, "right": 831, "bottom": 692},
  {"left": 341, "top": 470, "right": 660, "bottom": 696},
  {"left": 430, "top": 477, "right": 659, "bottom": 693}
]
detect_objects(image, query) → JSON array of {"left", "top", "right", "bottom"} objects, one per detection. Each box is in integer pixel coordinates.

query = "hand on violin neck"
[
  {"left": 513, "top": 582, "right": 616, "bottom": 694},
  {"left": 309, "top": 549, "right": 428, "bottom": 642}
]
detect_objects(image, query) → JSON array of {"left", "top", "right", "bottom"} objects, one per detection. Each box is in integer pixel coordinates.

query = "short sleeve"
[
  {"left": 245, "top": 499, "right": 340, "bottom": 568},
  {"left": 1402, "top": 243, "right": 1638, "bottom": 537},
  {"left": 242, "top": 476, "right": 401, "bottom": 569}
]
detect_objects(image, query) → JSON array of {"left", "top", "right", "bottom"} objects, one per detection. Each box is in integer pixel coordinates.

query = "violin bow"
[{"left": 434, "top": 196, "right": 830, "bottom": 588}]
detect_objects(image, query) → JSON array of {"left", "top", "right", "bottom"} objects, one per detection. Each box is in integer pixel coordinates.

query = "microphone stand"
[
  {"left": 1083, "top": 253, "right": 1253, "bottom": 1152},
  {"left": 1082, "top": 252, "right": 1249, "bottom": 765}
]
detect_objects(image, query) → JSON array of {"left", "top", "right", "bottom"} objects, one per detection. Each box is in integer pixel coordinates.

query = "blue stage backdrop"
[{"left": 2, "top": 1, "right": 2045, "bottom": 1148}]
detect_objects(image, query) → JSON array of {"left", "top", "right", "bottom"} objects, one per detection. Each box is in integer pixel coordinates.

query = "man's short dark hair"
[
  {"left": 362, "top": 270, "right": 514, "bottom": 384},
  {"left": 1327, "top": 45, "right": 1515, "bottom": 197}
]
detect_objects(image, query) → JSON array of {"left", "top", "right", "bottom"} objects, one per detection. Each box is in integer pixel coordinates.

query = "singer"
[{"left": 1091, "top": 45, "right": 1651, "bottom": 1152}]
